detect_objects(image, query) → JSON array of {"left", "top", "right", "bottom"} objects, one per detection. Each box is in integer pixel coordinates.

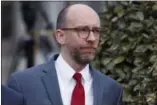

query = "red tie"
[{"left": 71, "top": 73, "right": 85, "bottom": 105}]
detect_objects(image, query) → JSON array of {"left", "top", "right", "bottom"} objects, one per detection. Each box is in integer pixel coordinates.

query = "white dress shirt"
[{"left": 55, "top": 54, "right": 93, "bottom": 105}]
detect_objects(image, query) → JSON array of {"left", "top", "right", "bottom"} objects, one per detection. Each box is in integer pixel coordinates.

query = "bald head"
[
  {"left": 66, "top": 4, "right": 99, "bottom": 18},
  {"left": 56, "top": 4, "right": 100, "bottom": 29}
]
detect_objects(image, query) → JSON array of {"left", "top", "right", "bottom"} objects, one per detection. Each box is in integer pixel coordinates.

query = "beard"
[{"left": 69, "top": 47, "right": 96, "bottom": 65}]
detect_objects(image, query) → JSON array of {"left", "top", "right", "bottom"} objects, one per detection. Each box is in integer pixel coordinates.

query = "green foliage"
[{"left": 93, "top": 1, "right": 157, "bottom": 105}]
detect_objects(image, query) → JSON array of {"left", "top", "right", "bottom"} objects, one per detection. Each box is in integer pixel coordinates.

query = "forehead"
[{"left": 66, "top": 7, "right": 100, "bottom": 28}]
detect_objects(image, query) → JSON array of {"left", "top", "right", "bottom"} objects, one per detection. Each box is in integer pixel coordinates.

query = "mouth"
[{"left": 80, "top": 47, "right": 96, "bottom": 53}]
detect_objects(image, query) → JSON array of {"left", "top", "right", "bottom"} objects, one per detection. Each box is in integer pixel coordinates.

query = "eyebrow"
[{"left": 76, "top": 25, "right": 101, "bottom": 29}]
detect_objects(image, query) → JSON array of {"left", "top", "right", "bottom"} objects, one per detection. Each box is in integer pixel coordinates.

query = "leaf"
[
  {"left": 136, "top": 12, "right": 144, "bottom": 21},
  {"left": 120, "top": 1, "right": 129, "bottom": 6},
  {"left": 102, "top": 58, "right": 112, "bottom": 65},
  {"left": 128, "top": 22, "right": 143, "bottom": 32},
  {"left": 112, "top": 56, "right": 125, "bottom": 64},
  {"left": 134, "top": 57, "right": 143, "bottom": 65},
  {"left": 111, "top": 17, "right": 118, "bottom": 22},
  {"left": 106, "top": 62, "right": 115, "bottom": 70},
  {"left": 114, "top": 6, "right": 124, "bottom": 17},
  {"left": 117, "top": 21, "right": 126, "bottom": 29},
  {"left": 128, "top": 79, "right": 138, "bottom": 86},
  {"left": 150, "top": 55, "right": 157, "bottom": 63},
  {"left": 134, "top": 84, "right": 142, "bottom": 91},
  {"left": 152, "top": 4, "right": 157, "bottom": 10},
  {"left": 134, "top": 45, "right": 147, "bottom": 53},
  {"left": 143, "top": 19, "right": 154, "bottom": 28},
  {"left": 146, "top": 93, "right": 156, "bottom": 103},
  {"left": 116, "top": 69, "right": 126, "bottom": 79}
]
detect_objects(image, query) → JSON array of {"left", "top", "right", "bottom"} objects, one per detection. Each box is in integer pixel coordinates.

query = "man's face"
[{"left": 63, "top": 9, "right": 101, "bottom": 65}]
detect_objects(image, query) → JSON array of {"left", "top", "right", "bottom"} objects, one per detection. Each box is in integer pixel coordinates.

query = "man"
[
  {"left": 7, "top": 4, "right": 123, "bottom": 105},
  {"left": 2, "top": 85, "right": 24, "bottom": 105}
]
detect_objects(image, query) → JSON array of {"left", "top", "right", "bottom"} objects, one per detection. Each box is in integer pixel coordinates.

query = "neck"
[{"left": 60, "top": 51, "right": 86, "bottom": 72}]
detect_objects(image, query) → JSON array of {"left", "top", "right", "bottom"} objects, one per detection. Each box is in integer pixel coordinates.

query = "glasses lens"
[
  {"left": 92, "top": 29, "right": 100, "bottom": 38},
  {"left": 77, "top": 27, "right": 90, "bottom": 38}
]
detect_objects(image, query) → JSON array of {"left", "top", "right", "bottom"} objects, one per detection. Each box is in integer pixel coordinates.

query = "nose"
[{"left": 86, "top": 31, "right": 96, "bottom": 42}]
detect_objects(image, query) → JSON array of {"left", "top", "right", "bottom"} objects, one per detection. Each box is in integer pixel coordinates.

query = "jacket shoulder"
[{"left": 11, "top": 63, "right": 46, "bottom": 77}]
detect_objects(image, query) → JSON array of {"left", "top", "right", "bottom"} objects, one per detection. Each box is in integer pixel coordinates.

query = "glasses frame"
[{"left": 60, "top": 26, "right": 101, "bottom": 40}]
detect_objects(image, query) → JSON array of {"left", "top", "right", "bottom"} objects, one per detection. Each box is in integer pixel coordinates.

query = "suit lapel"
[
  {"left": 93, "top": 75, "right": 99, "bottom": 105},
  {"left": 41, "top": 54, "right": 63, "bottom": 105},
  {"left": 90, "top": 66, "right": 103, "bottom": 105}
]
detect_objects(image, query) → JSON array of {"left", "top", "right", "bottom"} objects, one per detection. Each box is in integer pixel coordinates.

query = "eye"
[
  {"left": 93, "top": 28, "right": 100, "bottom": 33},
  {"left": 77, "top": 27, "right": 89, "bottom": 32}
]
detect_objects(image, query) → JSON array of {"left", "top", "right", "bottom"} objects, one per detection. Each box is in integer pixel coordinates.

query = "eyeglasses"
[{"left": 60, "top": 26, "right": 101, "bottom": 39}]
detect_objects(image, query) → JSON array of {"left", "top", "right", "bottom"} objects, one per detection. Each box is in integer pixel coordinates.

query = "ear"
[{"left": 54, "top": 29, "right": 66, "bottom": 45}]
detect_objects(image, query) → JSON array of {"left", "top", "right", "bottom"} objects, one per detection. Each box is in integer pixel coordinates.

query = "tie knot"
[{"left": 73, "top": 73, "right": 82, "bottom": 83}]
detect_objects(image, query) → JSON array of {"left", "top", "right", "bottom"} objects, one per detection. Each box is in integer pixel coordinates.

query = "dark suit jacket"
[
  {"left": 7, "top": 54, "right": 123, "bottom": 105},
  {"left": 2, "top": 85, "right": 24, "bottom": 105}
]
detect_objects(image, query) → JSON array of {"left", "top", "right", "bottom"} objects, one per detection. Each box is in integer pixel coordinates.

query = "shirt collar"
[
  {"left": 80, "top": 64, "right": 91, "bottom": 82},
  {"left": 55, "top": 53, "right": 91, "bottom": 82}
]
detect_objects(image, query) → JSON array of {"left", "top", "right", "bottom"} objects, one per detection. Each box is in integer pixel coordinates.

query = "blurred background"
[{"left": 1, "top": 1, "right": 157, "bottom": 105}]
